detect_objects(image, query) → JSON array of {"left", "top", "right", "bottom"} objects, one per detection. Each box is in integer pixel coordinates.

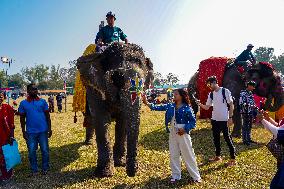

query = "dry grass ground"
[{"left": 1, "top": 96, "right": 276, "bottom": 189}]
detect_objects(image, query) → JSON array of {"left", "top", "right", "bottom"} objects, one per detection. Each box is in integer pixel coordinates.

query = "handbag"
[{"left": 2, "top": 140, "right": 21, "bottom": 171}]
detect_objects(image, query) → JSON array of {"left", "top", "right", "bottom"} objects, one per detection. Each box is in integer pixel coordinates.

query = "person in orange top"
[{"left": 0, "top": 91, "right": 15, "bottom": 181}]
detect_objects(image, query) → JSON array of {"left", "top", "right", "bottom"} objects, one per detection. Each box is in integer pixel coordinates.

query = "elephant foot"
[
  {"left": 114, "top": 158, "right": 126, "bottom": 167},
  {"left": 94, "top": 165, "right": 115, "bottom": 178},
  {"left": 126, "top": 161, "right": 138, "bottom": 177}
]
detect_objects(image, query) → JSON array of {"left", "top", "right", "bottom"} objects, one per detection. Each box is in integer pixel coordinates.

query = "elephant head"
[
  {"left": 77, "top": 43, "right": 154, "bottom": 103},
  {"left": 247, "top": 62, "right": 284, "bottom": 112}
]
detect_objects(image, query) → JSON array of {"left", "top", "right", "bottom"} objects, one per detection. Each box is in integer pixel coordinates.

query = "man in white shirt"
[{"left": 198, "top": 76, "right": 236, "bottom": 166}]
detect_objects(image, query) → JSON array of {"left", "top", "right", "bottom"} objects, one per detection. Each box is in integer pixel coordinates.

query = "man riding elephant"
[
  {"left": 96, "top": 11, "right": 128, "bottom": 52},
  {"left": 234, "top": 44, "right": 256, "bottom": 72}
]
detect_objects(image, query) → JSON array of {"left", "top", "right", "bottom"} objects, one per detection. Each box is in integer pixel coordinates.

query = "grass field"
[{"left": 1, "top": 96, "right": 276, "bottom": 189}]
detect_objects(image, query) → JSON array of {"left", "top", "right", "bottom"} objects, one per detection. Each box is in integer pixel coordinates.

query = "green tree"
[
  {"left": 254, "top": 47, "right": 275, "bottom": 62},
  {"left": 8, "top": 73, "right": 25, "bottom": 88},
  {"left": 271, "top": 53, "right": 284, "bottom": 74},
  {"left": 48, "top": 65, "right": 63, "bottom": 89},
  {"left": 153, "top": 72, "right": 163, "bottom": 86},
  {"left": 0, "top": 70, "right": 7, "bottom": 88},
  {"left": 166, "top": 73, "right": 179, "bottom": 86},
  {"left": 61, "top": 60, "right": 77, "bottom": 87},
  {"left": 253, "top": 46, "right": 284, "bottom": 74},
  {"left": 22, "top": 64, "right": 49, "bottom": 83}
]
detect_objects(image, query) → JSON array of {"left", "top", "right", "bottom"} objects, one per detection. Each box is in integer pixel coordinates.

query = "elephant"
[
  {"left": 188, "top": 61, "right": 284, "bottom": 137},
  {"left": 76, "top": 43, "right": 154, "bottom": 177}
]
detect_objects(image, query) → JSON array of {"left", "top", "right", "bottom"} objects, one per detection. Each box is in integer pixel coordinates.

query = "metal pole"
[{"left": 65, "top": 92, "right": 67, "bottom": 112}]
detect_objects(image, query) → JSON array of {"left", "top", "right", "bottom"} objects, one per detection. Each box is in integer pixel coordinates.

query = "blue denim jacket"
[{"left": 150, "top": 103, "right": 196, "bottom": 133}]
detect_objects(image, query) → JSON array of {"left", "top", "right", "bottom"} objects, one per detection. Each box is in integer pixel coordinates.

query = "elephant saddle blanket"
[{"left": 197, "top": 57, "right": 229, "bottom": 119}]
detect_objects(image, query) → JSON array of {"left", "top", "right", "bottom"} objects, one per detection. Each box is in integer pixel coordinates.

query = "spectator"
[
  {"left": 18, "top": 83, "right": 52, "bottom": 176},
  {"left": 258, "top": 110, "right": 284, "bottom": 188},
  {"left": 239, "top": 81, "right": 258, "bottom": 145},
  {"left": 0, "top": 91, "right": 15, "bottom": 181},
  {"left": 48, "top": 95, "right": 55, "bottom": 113},
  {"left": 142, "top": 89, "right": 202, "bottom": 184},
  {"left": 198, "top": 76, "right": 236, "bottom": 166},
  {"left": 56, "top": 93, "right": 63, "bottom": 113}
]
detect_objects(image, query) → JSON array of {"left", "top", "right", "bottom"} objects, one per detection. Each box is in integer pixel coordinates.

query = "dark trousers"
[
  {"left": 211, "top": 120, "right": 236, "bottom": 159},
  {"left": 57, "top": 103, "right": 62, "bottom": 112},
  {"left": 271, "top": 161, "right": 284, "bottom": 189},
  {"left": 26, "top": 132, "right": 50, "bottom": 173},
  {"left": 242, "top": 114, "right": 253, "bottom": 144}
]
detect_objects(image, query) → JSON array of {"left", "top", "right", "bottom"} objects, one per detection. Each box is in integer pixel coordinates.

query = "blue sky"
[{"left": 1, "top": 0, "right": 284, "bottom": 83}]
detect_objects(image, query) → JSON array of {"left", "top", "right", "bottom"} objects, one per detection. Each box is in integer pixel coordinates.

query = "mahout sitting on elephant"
[{"left": 76, "top": 43, "right": 153, "bottom": 177}]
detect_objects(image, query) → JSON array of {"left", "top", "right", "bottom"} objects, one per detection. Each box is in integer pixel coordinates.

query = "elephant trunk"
[{"left": 264, "top": 94, "right": 283, "bottom": 112}]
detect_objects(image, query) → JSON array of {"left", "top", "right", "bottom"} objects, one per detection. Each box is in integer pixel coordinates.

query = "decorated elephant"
[
  {"left": 188, "top": 58, "right": 284, "bottom": 137},
  {"left": 76, "top": 43, "right": 154, "bottom": 177}
]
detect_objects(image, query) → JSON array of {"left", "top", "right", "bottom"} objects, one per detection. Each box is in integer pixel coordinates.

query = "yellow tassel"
[{"left": 72, "top": 44, "right": 96, "bottom": 113}]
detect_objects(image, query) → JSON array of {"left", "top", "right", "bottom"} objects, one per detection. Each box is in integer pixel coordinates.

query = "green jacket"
[{"left": 96, "top": 25, "right": 127, "bottom": 44}]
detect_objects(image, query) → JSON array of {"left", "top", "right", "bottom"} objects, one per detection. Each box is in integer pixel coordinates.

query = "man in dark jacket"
[
  {"left": 234, "top": 44, "right": 256, "bottom": 71},
  {"left": 56, "top": 93, "right": 63, "bottom": 113},
  {"left": 96, "top": 11, "right": 128, "bottom": 52}
]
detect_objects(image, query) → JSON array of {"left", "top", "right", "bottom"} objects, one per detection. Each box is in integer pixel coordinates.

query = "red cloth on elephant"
[
  {"left": 197, "top": 57, "right": 229, "bottom": 119},
  {"left": 0, "top": 104, "right": 15, "bottom": 167}
]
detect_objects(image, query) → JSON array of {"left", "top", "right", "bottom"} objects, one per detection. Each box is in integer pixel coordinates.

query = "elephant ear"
[{"left": 76, "top": 53, "right": 104, "bottom": 85}]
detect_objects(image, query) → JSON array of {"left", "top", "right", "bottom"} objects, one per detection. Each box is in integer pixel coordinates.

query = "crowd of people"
[
  {"left": 48, "top": 93, "right": 65, "bottom": 113},
  {"left": 0, "top": 11, "right": 283, "bottom": 188}
]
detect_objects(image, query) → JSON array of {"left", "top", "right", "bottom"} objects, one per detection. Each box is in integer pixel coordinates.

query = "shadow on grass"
[
  {"left": 112, "top": 169, "right": 206, "bottom": 189},
  {"left": 11, "top": 142, "right": 99, "bottom": 188},
  {"left": 140, "top": 127, "right": 266, "bottom": 162}
]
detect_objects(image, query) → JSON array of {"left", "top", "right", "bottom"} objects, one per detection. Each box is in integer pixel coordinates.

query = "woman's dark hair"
[
  {"left": 176, "top": 88, "right": 190, "bottom": 105},
  {"left": 0, "top": 91, "right": 6, "bottom": 98}
]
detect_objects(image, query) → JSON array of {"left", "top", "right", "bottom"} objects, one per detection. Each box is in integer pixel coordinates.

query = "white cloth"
[
  {"left": 206, "top": 87, "right": 233, "bottom": 121},
  {"left": 261, "top": 119, "right": 284, "bottom": 138},
  {"left": 169, "top": 116, "right": 201, "bottom": 181}
]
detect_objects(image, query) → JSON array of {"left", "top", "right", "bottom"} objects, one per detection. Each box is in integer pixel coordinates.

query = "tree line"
[
  {"left": 0, "top": 61, "right": 76, "bottom": 90},
  {"left": 0, "top": 47, "right": 283, "bottom": 90}
]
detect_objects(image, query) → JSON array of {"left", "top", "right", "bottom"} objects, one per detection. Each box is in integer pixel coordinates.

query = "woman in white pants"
[{"left": 142, "top": 89, "right": 201, "bottom": 183}]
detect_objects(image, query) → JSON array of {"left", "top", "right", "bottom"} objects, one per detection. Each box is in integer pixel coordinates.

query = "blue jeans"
[{"left": 26, "top": 132, "right": 50, "bottom": 173}]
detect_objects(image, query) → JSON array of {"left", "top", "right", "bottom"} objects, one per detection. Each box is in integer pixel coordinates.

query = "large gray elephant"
[
  {"left": 77, "top": 44, "right": 154, "bottom": 177},
  {"left": 188, "top": 61, "right": 284, "bottom": 137}
]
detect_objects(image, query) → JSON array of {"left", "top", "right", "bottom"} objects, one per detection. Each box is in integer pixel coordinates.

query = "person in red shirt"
[{"left": 0, "top": 91, "right": 15, "bottom": 181}]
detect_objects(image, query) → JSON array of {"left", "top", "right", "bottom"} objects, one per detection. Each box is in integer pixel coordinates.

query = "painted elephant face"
[
  {"left": 247, "top": 62, "right": 283, "bottom": 111},
  {"left": 248, "top": 63, "right": 283, "bottom": 98},
  {"left": 77, "top": 44, "right": 153, "bottom": 100}
]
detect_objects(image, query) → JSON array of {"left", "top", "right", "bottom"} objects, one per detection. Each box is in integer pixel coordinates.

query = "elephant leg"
[
  {"left": 84, "top": 126, "right": 95, "bottom": 145},
  {"left": 232, "top": 108, "right": 242, "bottom": 138},
  {"left": 113, "top": 117, "right": 126, "bottom": 167},
  {"left": 94, "top": 119, "right": 114, "bottom": 177},
  {"left": 126, "top": 112, "right": 140, "bottom": 177}
]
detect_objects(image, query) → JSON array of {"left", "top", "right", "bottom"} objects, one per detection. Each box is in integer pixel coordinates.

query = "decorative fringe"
[{"left": 72, "top": 44, "right": 96, "bottom": 114}]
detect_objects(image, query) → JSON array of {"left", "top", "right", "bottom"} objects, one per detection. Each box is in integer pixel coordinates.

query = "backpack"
[{"left": 210, "top": 88, "right": 231, "bottom": 109}]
